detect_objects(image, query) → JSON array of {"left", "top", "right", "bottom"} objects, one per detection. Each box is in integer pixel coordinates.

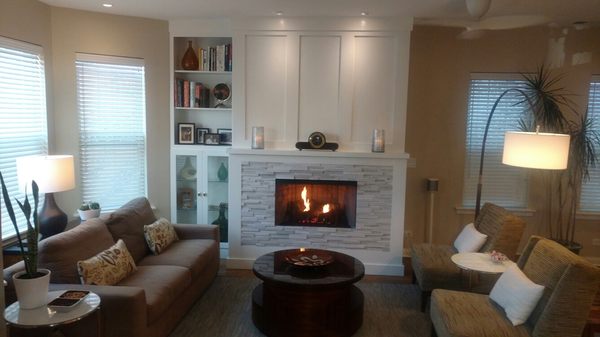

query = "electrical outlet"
[{"left": 592, "top": 238, "right": 600, "bottom": 246}]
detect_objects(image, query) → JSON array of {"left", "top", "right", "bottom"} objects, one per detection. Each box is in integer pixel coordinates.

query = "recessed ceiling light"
[
  {"left": 276, "top": 11, "right": 284, "bottom": 16},
  {"left": 102, "top": 3, "right": 113, "bottom": 8},
  {"left": 360, "top": 11, "right": 368, "bottom": 16}
]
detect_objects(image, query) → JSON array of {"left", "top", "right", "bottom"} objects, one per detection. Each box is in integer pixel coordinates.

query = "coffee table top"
[
  {"left": 4, "top": 290, "right": 100, "bottom": 328},
  {"left": 451, "top": 252, "right": 514, "bottom": 274},
  {"left": 253, "top": 249, "right": 365, "bottom": 287}
]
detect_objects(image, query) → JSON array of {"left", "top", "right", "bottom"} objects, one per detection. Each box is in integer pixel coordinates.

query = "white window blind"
[
  {"left": 76, "top": 53, "right": 147, "bottom": 212},
  {"left": 463, "top": 74, "right": 529, "bottom": 208},
  {"left": 0, "top": 37, "right": 48, "bottom": 240},
  {"left": 579, "top": 76, "right": 600, "bottom": 212}
]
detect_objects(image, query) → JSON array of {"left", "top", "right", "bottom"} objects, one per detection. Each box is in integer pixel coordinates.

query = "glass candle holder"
[
  {"left": 252, "top": 126, "right": 264, "bottom": 149},
  {"left": 372, "top": 129, "right": 385, "bottom": 153}
]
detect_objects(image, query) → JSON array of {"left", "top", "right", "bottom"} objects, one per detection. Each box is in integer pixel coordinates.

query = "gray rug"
[{"left": 170, "top": 276, "right": 431, "bottom": 337}]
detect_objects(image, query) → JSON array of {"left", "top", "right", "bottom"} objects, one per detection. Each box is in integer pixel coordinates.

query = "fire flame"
[
  {"left": 322, "top": 204, "right": 331, "bottom": 213},
  {"left": 301, "top": 186, "right": 310, "bottom": 212}
]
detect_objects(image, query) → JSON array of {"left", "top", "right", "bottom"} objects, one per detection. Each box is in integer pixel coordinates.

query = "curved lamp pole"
[{"left": 474, "top": 88, "right": 570, "bottom": 221}]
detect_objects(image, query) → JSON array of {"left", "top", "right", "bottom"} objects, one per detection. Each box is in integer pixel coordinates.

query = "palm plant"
[
  {"left": 0, "top": 171, "right": 41, "bottom": 278},
  {"left": 520, "top": 66, "right": 600, "bottom": 249}
]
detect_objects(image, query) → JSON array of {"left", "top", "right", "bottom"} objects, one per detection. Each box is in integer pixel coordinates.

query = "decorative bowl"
[
  {"left": 285, "top": 249, "right": 334, "bottom": 267},
  {"left": 490, "top": 251, "right": 508, "bottom": 264}
]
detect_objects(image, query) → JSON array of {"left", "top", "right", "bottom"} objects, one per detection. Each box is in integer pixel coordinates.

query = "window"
[
  {"left": 76, "top": 54, "right": 147, "bottom": 211},
  {"left": 579, "top": 76, "right": 600, "bottom": 212},
  {"left": 0, "top": 37, "right": 48, "bottom": 240},
  {"left": 462, "top": 74, "right": 529, "bottom": 208}
]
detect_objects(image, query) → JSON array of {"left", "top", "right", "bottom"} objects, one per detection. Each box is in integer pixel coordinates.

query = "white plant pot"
[
  {"left": 78, "top": 209, "right": 101, "bottom": 220},
  {"left": 13, "top": 268, "right": 51, "bottom": 309}
]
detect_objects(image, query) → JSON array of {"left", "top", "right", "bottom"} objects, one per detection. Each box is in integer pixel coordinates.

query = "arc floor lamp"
[{"left": 474, "top": 89, "right": 570, "bottom": 219}]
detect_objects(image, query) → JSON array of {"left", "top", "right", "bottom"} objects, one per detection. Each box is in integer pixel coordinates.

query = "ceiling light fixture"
[
  {"left": 361, "top": 11, "right": 368, "bottom": 16},
  {"left": 276, "top": 11, "right": 284, "bottom": 16},
  {"left": 102, "top": 3, "right": 113, "bottom": 8}
]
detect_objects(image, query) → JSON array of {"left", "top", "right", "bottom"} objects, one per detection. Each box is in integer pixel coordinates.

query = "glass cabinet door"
[
  {"left": 175, "top": 154, "right": 199, "bottom": 224},
  {"left": 206, "top": 155, "right": 228, "bottom": 243}
]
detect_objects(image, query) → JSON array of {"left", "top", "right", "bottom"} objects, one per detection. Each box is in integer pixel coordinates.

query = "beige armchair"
[
  {"left": 430, "top": 236, "right": 600, "bottom": 337},
  {"left": 411, "top": 203, "right": 526, "bottom": 311}
]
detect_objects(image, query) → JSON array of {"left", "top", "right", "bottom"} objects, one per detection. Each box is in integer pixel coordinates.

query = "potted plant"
[
  {"left": 78, "top": 201, "right": 101, "bottom": 220},
  {"left": 520, "top": 66, "right": 600, "bottom": 254},
  {"left": 0, "top": 172, "right": 51, "bottom": 309}
]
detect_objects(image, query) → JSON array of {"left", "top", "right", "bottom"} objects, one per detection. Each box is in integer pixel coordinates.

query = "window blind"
[
  {"left": 76, "top": 53, "right": 147, "bottom": 212},
  {"left": 579, "top": 77, "right": 600, "bottom": 212},
  {"left": 0, "top": 37, "right": 48, "bottom": 240},
  {"left": 463, "top": 75, "right": 529, "bottom": 208}
]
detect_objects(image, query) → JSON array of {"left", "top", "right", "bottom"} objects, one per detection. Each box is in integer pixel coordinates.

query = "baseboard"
[{"left": 226, "top": 258, "right": 405, "bottom": 276}]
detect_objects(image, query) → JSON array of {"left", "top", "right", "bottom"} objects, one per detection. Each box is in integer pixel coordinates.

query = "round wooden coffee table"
[{"left": 252, "top": 249, "right": 365, "bottom": 337}]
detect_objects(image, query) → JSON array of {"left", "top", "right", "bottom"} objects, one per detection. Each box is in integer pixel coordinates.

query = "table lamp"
[{"left": 17, "top": 155, "right": 75, "bottom": 239}]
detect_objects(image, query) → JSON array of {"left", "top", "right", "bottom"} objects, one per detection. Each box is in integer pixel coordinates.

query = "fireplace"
[{"left": 275, "top": 179, "right": 357, "bottom": 228}]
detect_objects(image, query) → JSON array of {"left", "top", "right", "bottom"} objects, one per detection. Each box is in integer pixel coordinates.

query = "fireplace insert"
[{"left": 275, "top": 179, "right": 357, "bottom": 228}]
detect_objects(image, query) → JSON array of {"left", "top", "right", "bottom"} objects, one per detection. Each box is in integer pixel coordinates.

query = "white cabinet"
[{"left": 171, "top": 148, "right": 229, "bottom": 243}]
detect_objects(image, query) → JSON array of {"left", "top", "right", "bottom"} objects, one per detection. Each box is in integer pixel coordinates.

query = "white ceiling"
[{"left": 38, "top": 0, "right": 600, "bottom": 25}]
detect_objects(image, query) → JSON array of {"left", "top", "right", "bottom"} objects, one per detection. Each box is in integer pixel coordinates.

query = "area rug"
[{"left": 169, "top": 276, "right": 431, "bottom": 337}]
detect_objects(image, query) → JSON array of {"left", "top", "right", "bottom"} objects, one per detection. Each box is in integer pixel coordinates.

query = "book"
[
  {"left": 189, "top": 82, "right": 196, "bottom": 107},
  {"left": 183, "top": 80, "right": 190, "bottom": 108}
]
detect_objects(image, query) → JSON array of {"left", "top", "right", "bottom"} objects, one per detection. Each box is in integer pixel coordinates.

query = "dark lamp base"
[{"left": 39, "top": 193, "right": 68, "bottom": 240}]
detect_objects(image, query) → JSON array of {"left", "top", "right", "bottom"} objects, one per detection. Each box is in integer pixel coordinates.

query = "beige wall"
[
  {"left": 49, "top": 8, "right": 170, "bottom": 219},
  {"left": 405, "top": 25, "right": 600, "bottom": 258}
]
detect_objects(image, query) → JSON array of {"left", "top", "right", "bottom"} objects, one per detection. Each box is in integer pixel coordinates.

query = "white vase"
[
  {"left": 78, "top": 209, "right": 101, "bottom": 220},
  {"left": 13, "top": 268, "right": 51, "bottom": 309}
]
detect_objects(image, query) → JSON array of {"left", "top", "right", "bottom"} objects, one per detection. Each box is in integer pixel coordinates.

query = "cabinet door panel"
[
  {"left": 245, "top": 35, "right": 287, "bottom": 142},
  {"left": 351, "top": 36, "right": 396, "bottom": 144},
  {"left": 298, "top": 35, "right": 342, "bottom": 142}
]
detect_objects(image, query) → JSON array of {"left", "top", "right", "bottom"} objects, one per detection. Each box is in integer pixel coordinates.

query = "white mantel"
[{"left": 228, "top": 149, "right": 409, "bottom": 275}]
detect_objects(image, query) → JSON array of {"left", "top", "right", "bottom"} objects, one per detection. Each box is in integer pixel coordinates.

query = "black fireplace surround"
[{"left": 274, "top": 179, "right": 357, "bottom": 228}]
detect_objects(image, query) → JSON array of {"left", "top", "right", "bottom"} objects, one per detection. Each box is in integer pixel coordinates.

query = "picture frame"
[
  {"left": 217, "top": 128, "right": 233, "bottom": 145},
  {"left": 196, "top": 128, "right": 210, "bottom": 144},
  {"left": 204, "top": 133, "right": 221, "bottom": 145},
  {"left": 178, "top": 123, "right": 195, "bottom": 144},
  {"left": 177, "top": 188, "right": 195, "bottom": 209}
]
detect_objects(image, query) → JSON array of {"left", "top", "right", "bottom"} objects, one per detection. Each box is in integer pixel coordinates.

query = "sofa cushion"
[
  {"left": 138, "top": 239, "right": 217, "bottom": 279},
  {"left": 101, "top": 197, "right": 157, "bottom": 262},
  {"left": 38, "top": 218, "right": 116, "bottom": 284},
  {"left": 117, "top": 265, "right": 191, "bottom": 323},
  {"left": 430, "top": 289, "right": 531, "bottom": 337},
  {"left": 411, "top": 244, "right": 462, "bottom": 291},
  {"left": 77, "top": 239, "right": 137, "bottom": 286},
  {"left": 144, "top": 218, "right": 179, "bottom": 255}
]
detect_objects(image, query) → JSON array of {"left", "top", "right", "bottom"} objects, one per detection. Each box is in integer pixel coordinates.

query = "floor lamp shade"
[
  {"left": 16, "top": 155, "right": 75, "bottom": 239},
  {"left": 502, "top": 131, "right": 570, "bottom": 170}
]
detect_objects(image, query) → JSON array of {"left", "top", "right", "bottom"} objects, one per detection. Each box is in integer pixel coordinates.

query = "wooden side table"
[
  {"left": 4, "top": 291, "right": 102, "bottom": 337},
  {"left": 451, "top": 252, "right": 514, "bottom": 289}
]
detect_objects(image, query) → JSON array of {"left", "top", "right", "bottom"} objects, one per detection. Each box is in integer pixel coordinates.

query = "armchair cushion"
[
  {"left": 411, "top": 244, "right": 462, "bottom": 292},
  {"left": 453, "top": 223, "right": 488, "bottom": 253},
  {"left": 489, "top": 264, "right": 544, "bottom": 326}
]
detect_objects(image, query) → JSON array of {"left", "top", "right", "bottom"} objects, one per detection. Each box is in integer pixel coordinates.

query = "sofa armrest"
[
  {"left": 173, "top": 223, "right": 219, "bottom": 241},
  {"left": 49, "top": 283, "right": 147, "bottom": 336}
]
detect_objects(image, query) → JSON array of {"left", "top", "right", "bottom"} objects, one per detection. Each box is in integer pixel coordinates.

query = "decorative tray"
[
  {"left": 285, "top": 249, "right": 334, "bottom": 267},
  {"left": 48, "top": 290, "right": 90, "bottom": 312}
]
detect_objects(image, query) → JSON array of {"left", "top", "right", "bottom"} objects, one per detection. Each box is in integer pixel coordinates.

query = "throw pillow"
[
  {"left": 77, "top": 239, "right": 137, "bottom": 285},
  {"left": 489, "top": 264, "right": 545, "bottom": 326},
  {"left": 453, "top": 223, "right": 488, "bottom": 253},
  {"left": 144, "top": 217, "right": 179, "bottom": 255}
]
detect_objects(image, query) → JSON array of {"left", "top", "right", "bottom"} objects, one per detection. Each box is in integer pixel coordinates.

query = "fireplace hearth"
[{"left": 275, "top": 179, "right": 357, "bottom": 228}]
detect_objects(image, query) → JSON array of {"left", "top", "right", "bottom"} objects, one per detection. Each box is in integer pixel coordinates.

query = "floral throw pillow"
[
  {"left": 77, "top": 239, "right": 137, "bottom": 285},
  {"left": 144, "top": 218, "right": 179, "bottom": 255}
]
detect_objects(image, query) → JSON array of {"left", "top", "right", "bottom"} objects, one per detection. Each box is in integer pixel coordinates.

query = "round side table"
[
  {"left": 4, "top": 290, "right": 102, "bottom": 337},
  {"left": 451, "top": 252, "right": 514, "bottom": 289}
]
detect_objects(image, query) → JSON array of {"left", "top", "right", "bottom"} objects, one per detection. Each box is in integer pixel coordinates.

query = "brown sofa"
[{"left": 4, "top": 197, "right": 220, "bottom": 337}]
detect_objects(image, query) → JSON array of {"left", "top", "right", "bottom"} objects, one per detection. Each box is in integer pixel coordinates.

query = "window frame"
[
  {"left": 578, "top": 75, "right": 600, "bottom": 215},
  {"left": 0, "top": 36, "right": 48, "bottom": 241}
]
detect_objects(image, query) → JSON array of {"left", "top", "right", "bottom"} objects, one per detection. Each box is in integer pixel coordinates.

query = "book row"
[
  {"left": 198, "top": 44, "right": 232, "bottom": 72},
  {"left": 174, "top": 79, "right": 211, "bottom": 108}
]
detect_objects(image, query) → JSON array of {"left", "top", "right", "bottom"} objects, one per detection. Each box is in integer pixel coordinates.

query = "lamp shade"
[
  {"left": 502, "top": 131, "right": 570, "bottom": 170},
  {"left": 17, "top": 155, "right": 75, "bottom": 193}
]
